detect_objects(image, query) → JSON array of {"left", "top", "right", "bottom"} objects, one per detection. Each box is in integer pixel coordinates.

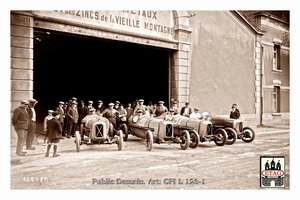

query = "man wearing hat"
[
  {"left": 154, "top": 101, "right": 168, "bottom": 117},
  {"left": 190, "top": 108, "right": 201, "bottom": 119},
  {"left": 11, "top": 100, "right": 30, "bottom": 156},
  {"left": 45, "top": 111, "right": 62, "bottom": 157},
  {"left": 66, "top": 101, "right": 79, "bottom": 138},
  {"left": 78, "top": 100, "right": 89, "bottom": 127},
  {"left": 170, "top": 101, "right": 180, "bottom": 115},
  {"left": 43, "top": 110, "right": 54, "bottom": 145},
  {"left": 180, "top": 102, "right": 192, "bottom": 117},
  {"left": 55, "top": 101, "right": 65, "bottom": 136},
  {"left": 133, "top": 99, "right": 149, "bottom": 114},
  {"left": 96, "top": 100, "right": 105, "bottom": 115},
  {"left": 87, "top": 101, "right": 94, "bottom": 110},
  {"left": 114, "top": 101, "right": 120, "bottom": 111},
  {"left": 101, "top": 103, "right": 119, "bottom": 138},
  {"left": 229, "top": 103, "right": 240, "bottom": 119},
  {"left": 26, "top": 98, "right": 38, "bottom": 150}
]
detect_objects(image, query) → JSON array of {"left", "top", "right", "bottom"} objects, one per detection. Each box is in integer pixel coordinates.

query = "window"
[
  {"left": 272, "top": 86, "right": 280, "bottom": 113},
  {"left": 273, "top": 44, "right": 281, "bottom": 70}
]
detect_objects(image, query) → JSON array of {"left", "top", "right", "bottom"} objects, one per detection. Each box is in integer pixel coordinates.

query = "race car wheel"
[
  {"left": 180, "top": 130, "right": 190, "bottom": 150},
  {"left": 117, "top": 130, "right": 123, "bottom": 151},
  {"left": 145, "top": 130, "right": 153, "bottom": 151},
  {"left": 75, "top": 131, "right": 81, "bottom": 152},
  {"left": 189, "top": 130, "right": 199, "bottom": 149},
  {"left": 241, "top": 126, "right": 255, "bottom": 143},
  {"left": 213, "top": 128, "right": 227, "bottom": 146},
  {"left": 224, "top": 127, "right": 237, "bottom": 145},
  {"left": 120, "top": 124, "right": 128, "bottom": 141}
]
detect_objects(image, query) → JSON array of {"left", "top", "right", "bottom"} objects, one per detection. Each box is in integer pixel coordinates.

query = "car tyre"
[
  {"left": 75, "top": 131, "right": 81, "bottom": 152},
  {"left": 180, "top": 130, "right": 190, "bottom": 150},
  {"left": 225, "top": 127, "right": 237, "bottom": 145},
  {"left": 213, "top": 128, "right": 227, "bottom": 146},
  {"left": 145, "top": 130, "right": 153, "bottom": 151},
  {"left": 241, "top": 126, "right": 255, "bottom": 143},
  {"left": 189, "top": 129, "right": 199, "bottom": 149},
  {"left": 117, "top": 130, "right": 123, "bottom": 151}
]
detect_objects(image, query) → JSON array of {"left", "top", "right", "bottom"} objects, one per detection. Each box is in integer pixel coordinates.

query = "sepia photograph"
[{"left": 3, "top": 0, "right": 298, "bottom": 198}]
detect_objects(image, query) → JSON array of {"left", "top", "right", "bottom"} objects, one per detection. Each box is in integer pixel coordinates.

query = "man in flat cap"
[
  {"left": 190, "top": 108, "right": 201, "bottom": 119},
  {"left": 55, "top": 101, "right": 65, "bottom": 137},
  {"left": 11, "top": 100, "right": 30, "bottom": 156},
  {"left": 26, "top": 98, "right": 38, "bottom": 150},
  {"left": 45, "top": 111, "right": 62, "bottom": 157},
  {"left": 154, "top": 101, "right": 168, "bottom": 117},
  {"left": 133, "top": 99, "right": 149, "bottom": 114},
  {"left": 229, "top": 103, "right": 240, "bottom": 119},
  {"left": 43, "top": 110, "right": 54, "bottom": 145},
  {"left": 170, "top": 101, "right": 180, "bottom": 115},
  {"left": 96, "top": 100, "right": 105, "bottom": 115},
  {"left": 66, "top": 101, "right": 79, "bottom": 138},
  {"left": 101, "top": 103, "right": 119, "bottom": 138}
]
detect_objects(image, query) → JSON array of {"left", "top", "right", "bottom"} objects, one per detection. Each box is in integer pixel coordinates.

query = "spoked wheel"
[
  {"left": 180, "top": 130, "right": 190, "bottom": 150},
  {"left": 120, "top": 124, "right": 128, "bottom": 141},
  {"left": 145, "top": 130, "right": 153, "bottom": 151},
  {"left": 241, "top": 127, "right": 255, "bottom": 143},
  {"left": 189, "top": 129, "right": 200, "bottom": 149},
  {"left": 117, "top": 130, "right": 123, "bottom": 151},
  {"left": 213, "top": 128, "right": 227, "bottom": 146},
  {"left": 75, "top": 131, "right": 81, "bottom": 152},
  {"left": 224, "top": 127, "right": 237, "bottom": 145}
]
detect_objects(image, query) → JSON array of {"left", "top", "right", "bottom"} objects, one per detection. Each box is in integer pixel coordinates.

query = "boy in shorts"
[{"left": 45, "top": 111, "right": 62, "bottom": 157}]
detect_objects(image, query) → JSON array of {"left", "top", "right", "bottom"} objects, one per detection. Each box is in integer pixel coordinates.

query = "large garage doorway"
[{"left": 33, "top": 28, "right": 171, "bottom": 122}]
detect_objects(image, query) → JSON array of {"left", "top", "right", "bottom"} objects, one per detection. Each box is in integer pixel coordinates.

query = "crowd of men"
[{"left": 12, "top": 96, "right": 240, "bottom": 157}]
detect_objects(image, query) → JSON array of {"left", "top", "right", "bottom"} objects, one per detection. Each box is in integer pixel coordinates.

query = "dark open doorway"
[{"left": 33, "top": 28, "right": 170, "bottom": 122}]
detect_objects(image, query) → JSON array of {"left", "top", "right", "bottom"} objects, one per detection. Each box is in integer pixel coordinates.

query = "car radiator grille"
[
  {"left": 95, "top": 124, "right": 104, "bottom": 138},
  {"left": 166, "top": 124, "right": 173, "bottom": 137}
]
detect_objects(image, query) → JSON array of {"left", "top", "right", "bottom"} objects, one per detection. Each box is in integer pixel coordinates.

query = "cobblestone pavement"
[{"left": 9, "top": 123, "right": 291, "bottom": 192}]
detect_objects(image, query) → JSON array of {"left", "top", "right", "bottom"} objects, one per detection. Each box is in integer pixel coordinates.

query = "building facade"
[{"left": 10, "top": 10, "right": 290, "bottom": 141}]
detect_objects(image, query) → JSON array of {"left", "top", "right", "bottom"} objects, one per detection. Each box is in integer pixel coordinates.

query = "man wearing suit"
[
  {"left": 78, "top": 100, "right": 89, "bottom": 126},
  {"left": 26, "top": 99, "right": 38, "bottom": 150},
  {"left": 180, "top": 102, "right": 192, "bottom": 117},
  {"left": 229, "top": 103, "right": 240, "bottom": 119},
  {"left": 55, "top": 101, "right": 65, "bottom": 138},
  {"left": 12, "top": 100, "right": 30, "bottom": 156},
  {"left": 96, "top": 100, "right": 106, "bottom": 115},
  {"left": 66, "top": 101, "right": 79, "bottom": 138}
]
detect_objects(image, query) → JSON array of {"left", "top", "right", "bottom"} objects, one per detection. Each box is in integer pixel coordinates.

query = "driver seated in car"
[
  {"left": 81, "top": 108, "right": 102, "bottom": 144},
  {"left": 132, "top": 109, "right": 144, "bottom": 123},
  {"left": 164, "top": 109, "right": 176, "bottom": 122}
]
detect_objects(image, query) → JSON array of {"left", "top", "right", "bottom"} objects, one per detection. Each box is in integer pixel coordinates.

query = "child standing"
[
  {"left": 45, "top": 111, "right": 62, "bottom": 157},
  {"left": 43, "top": 110, "right": 53, "bottom": 145}
]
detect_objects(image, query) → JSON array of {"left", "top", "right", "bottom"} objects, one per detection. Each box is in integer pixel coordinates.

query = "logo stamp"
[{"left": 260, "top": 156, "right": 285, "bottom": 188}]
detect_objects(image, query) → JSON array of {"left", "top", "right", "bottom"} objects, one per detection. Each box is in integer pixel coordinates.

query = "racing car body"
[
  {"left": 156, "top": 113, "right": 227, "bottom": 147},
  {"left": 127, "top": 115, "right": 190, "bottom": 151},
  {"left": 75, "top": 115, "right": 123, "bottom": 152},
  {"left": 210, "top": 116, "right": 255, "bottom": 143}
]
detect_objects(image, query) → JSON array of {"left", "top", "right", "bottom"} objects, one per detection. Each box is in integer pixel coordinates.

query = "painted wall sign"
[{"left": 33, "top": 10, "right": 175, "bottom": 39}]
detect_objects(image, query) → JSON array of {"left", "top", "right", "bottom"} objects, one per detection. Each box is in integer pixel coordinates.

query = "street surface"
[{"left": 10, "top": 126, "right": 290, "bottom": 190}]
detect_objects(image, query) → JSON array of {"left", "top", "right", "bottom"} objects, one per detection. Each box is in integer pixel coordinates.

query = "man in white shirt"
[
  {"left": 190, "top": 108, "right": 201, "bottom": 119},
  {"left": 26, "top": 98, "right": 38, "bottom": 150}
]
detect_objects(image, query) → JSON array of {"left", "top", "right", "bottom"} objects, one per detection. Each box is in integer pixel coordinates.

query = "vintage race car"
[
  {"left": 127, "top": 114, "right": 190, "bottom": 151},
  {"left": 156, "top": 113, "right": 227, "bottom": 147},
  {"left": 75, "top": 115, "right": 123, "bottom": 152},
  {"left": 209, "top": 116, "right": 255, "bottom": 143}
]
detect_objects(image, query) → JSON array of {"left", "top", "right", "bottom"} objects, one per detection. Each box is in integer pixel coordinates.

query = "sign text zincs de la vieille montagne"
[{"left": 33, "top": 10, "right": 175, "bottom": 39}]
